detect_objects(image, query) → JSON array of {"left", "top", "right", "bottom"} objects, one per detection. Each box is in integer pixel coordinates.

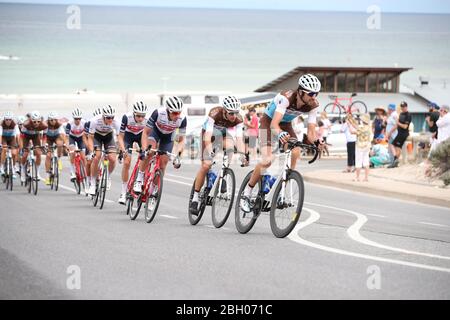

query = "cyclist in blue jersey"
[{"left": 240, "top": 74, "right": 324, "bottom": 212}]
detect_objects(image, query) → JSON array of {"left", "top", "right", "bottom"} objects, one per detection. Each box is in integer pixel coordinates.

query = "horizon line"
[{"left": 1, "top": 1, "right": 450, "bottom": 15}]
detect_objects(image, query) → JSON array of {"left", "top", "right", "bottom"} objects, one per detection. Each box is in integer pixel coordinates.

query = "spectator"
[
  {"left": 243, "top": 108, "right": 259, "bottom": 162},
  {"left": 354, "top": 114, "right": 372, "bottom": 182},
  {"left": 372, "top": 107, "right": 387, "bottom": 142},
  {"left": 388, "top": 101, "right": 411, "bottom": 168},
  {"left": 341, "top": 115, "right": 357, "bottom": 173},
  {"left": 370, "top": 134, "right": 391, "bottom": 168},
  {"left": 426, "top": 102, "right": 441, "bottom": 152},
  {"left": 385, "top": 103, "right": 399, "bottom": 164},
  {"left": 436, "top": 105, "right": 450, "bottom": 145},
  {"left": 320, "top": 111, "right": 332, "bottom": 144}
]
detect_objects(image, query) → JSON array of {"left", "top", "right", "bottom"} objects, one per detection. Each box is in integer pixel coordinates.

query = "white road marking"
[
  {"left": 160, "top": 214, "right": 178, "bottom": 219},
  {"left": 165, "top": 173, "right": 193, "bottom": 182},
  {"left": 419, "top": 222, "right": 449, "bottom": 228},
  {"left": 164, "top": 177, "right": 192, "bottom": 187},
  {"left": 305, "top": 202, "right": 450, "bottom": 261},
  {"left": 367, "top": 214, "right": 386, "bottom": 218},
  {"left": 289, "top": 208, "right": 450, "bottom": 273}
]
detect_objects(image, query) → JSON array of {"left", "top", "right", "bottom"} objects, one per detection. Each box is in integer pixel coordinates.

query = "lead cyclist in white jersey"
[{"left": 240, "top": 74, "right": 324, "bottom": 212}]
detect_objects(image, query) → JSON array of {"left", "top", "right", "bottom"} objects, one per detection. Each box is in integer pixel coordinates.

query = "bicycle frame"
[
  {"left": 329, "top": 94, "right": 356, "bottom": 113},
  {"left": 207, "top": 152, "right": 231, "bottom": 198}
]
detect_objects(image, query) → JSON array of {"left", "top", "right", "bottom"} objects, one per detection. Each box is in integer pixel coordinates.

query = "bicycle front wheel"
[
  {"left": 127, "top": 195, "right": 143, "bottom": 220},
  {"left": 8, "top": 159, "right": 13, "bottom": 191},
  {"left": 270, "top": 170, "right": 305, "bottom": 238},
  {"left": 53, "top": 158, "right": 59, "bottom": 191},
  {"left": 323, "top": 102, "right": 342, "bottom": 119},
  {"left": 235, "top": 170, "right": 261, "bottom": 234},
  {"left": 211, "top": 168, "right": 235, "bottom": 228},
  {"left": 99, "top": 167, "right": 108, "bottom": 210},
  {"left": 31, "top": 160, "right": 38, "bottom": 195},
  {"left": 188, "top": 177, "right": 208, "bottom": 226},
  {"left": 350, "top": 101, "right": 367, "bottom": 116},
  {"left": 144, "top": 169, "right": 163, "bottom": 223}
]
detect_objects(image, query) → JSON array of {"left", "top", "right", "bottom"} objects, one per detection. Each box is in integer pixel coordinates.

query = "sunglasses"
[
  {"left": 74, "top": 118, "right": 82, "bottom": 121},
  {"left": 33, "top": 121, "right": 41, "bottom": 124},
  {"left": 134, "top": 114, "right": 146, "bottom": 118},
  {"left": 302, "top": 90, "right": 319, "bottom": 98},
  {"left": 104, "top": 116, "right": 114, "bottom": 120},
  {"left": 227, "top": 111, "right": 239, "bottom": 116},
  {"left": 170, "top": 112, "right": 181, "bottom": 116}
]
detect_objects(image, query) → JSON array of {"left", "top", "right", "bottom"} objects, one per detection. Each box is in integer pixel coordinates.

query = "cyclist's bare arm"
[
  {"left": 173, "top": 135, "right": 185, "bottom": 156},
  {"left": 306, "top": 123, "right": 318, "bottom": 144},
  {"left": 87, "top": 134, "right": 94, "bottom": 153},
  {"left": 118, "top": 132, "right": 126, "bottom": 153},
  {"left": 141, "top": 126, "right": 151, "bottom": 151}
]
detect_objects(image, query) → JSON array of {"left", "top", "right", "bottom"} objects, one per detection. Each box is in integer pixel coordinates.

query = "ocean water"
[{"left": 0, "top": 3, "right": 449, "bottom": 94}]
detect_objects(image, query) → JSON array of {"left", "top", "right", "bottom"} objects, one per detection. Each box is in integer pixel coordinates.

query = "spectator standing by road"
[
  {"left": 372, "top": 107, "right": 387, "bottom": 141},
  {"left": 354, "top": 114, "right": 372, "bottom": 182},
  {"left": 243, "top": 108, "right": 259, "bottom": 162},
  {"left": 385, "top": 103, "right": 399, "bottom": 163},
  {"left": 341, "top": 115, "right": 357, "bottom": 173},
  {"left": 388, "top": 101, "right": 411, "bottom": 168},
  {"left": 436, "top": 105, "right": 450, "bottom": 145},
  {"left": 426, "top": 102, "right": 441, "bottom": 153},
  {"left": 319, "top": 111, "right": 332, "bottom": 143}
]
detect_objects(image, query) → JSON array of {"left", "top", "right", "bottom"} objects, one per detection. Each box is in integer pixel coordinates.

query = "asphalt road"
[{"left": 1, "top": 156, "right": 449, "bottom": 300}]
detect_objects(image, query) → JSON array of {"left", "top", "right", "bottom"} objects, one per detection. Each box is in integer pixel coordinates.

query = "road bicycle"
[
  {"left": 1, "top": 146, "right": 16, "bottom": 191},
  {"left": 127, "top": 148, "right": 177, "bottom": 223},
  {"left": 69, "top": 144, "right": 87, "bottom": 195},
  {"left": 235, "top": 139, "right": 319, "bottom": 238},
  {"left": 323, "top": 93, "right": 367, "bottom": 118},
  {"left": 92, "top": 148, "right": 115, "bottom": 210},
  {"left": 188, "top": 150, "right": 238, "bottom": 228},
  {"left": 23, "top": 145, "right": 43, "bottom": 196},
  {"left": 46, "top": 143, "right": 61, "bottom": 191}
]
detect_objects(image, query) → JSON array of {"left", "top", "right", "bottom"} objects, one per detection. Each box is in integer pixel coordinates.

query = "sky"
[{"left": 1, "top": 0, "right": 450, "bottom": 14}]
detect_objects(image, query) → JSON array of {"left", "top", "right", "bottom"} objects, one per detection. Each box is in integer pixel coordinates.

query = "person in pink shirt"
[{"left": 244, "top": 108, "right": 259, "bottom": 162}]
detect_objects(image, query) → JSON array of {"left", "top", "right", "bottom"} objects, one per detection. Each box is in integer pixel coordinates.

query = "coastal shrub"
[{"left": 430, "top": 139, "right": 450, "bottom": 186}]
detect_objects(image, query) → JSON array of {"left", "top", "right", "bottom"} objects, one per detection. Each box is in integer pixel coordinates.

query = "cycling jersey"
[
  {"left": 264, "top": 90, "right": 318, "bottom": 124},
  {"left": 44, "top": 121, "right": 65, "bottom": 138},
  {"left": 65, "top": 119, "right": 86, "bottom": 138},
  {"left": 21, "top": 119, "right": 47, "bottom": 136},
  {"left": 88, "top": 115, "right": 120, "bottom": 136},
  {"left": 120, "top": 113, "right": 147, "bottom": 135},
  {"left": 147, "top": 107, "right": 187, "bottom": 135},
  {"left": 0, "top": 120, "right": 20, "bottom": 137},
  {"left": 202, "top": 106, "right": 244, "bottom": 137}
]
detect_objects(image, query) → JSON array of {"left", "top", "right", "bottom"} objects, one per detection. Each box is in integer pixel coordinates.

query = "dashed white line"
[
  {"left": 289, "top": 208, "right": 450, "bottom": 273},
  {"left": 160, "top": 214, "right": 178, "bottom": 219},
  {"left": 419, "top": 222, "right": 449, "bottom": 228},
  {"left": 367, "top": 214, "right": 386, "bottom": 218}
]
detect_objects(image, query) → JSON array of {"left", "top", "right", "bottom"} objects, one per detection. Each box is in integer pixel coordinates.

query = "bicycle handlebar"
[{"left": 286, "top": 139, "right": 320, "bottom": 164}]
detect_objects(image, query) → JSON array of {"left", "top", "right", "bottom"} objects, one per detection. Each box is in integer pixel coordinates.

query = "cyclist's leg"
[
  {"left": 45, "top": 138, "right": 53, "bottom": 174},
  {"left": 90, "top": 134, "right": 103, "bottom": 181},
  {"left": 281, "top": 122, "right": 300, "bottom": 168},
  {"left": 105, "top": 136, "right": 117, "bottom": 175},
  {"left": 194, "top": 129, "right": 215, "bottom": 192},
  {"left": 33, "top": 135, "right": 43, "bottom": 176},
  {"left": 157, "top": 133, "right": 175, "bottom": 173},
  {"left": 56, "top": 135, "right": 64, "bottom": 158}
]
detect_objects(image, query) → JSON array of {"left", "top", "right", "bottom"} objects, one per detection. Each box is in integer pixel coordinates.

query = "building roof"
[
  {"left": 404, "top": 82, "right": 450, "bottom": 107},
  {"left": 255, "top": 66, "right": 412, "bottom": 92}
]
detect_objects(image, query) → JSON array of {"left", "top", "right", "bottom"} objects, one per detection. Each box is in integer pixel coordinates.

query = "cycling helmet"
[
  {"left": 72, "top": 108, "right": 83, "bottom": 118},
  {"left": 165, "top": 96, "right": 184, "bottom": 113},
  {"left": 93, "top": 107, "right": 102, "bottom": 117},
  {"left": 222, "top": 95, "right": 241, "bottom": 112},
  {"left": 133, "top": 101, "right": 148, "bottom": 114},
  {"left": 48, "top": 112, "right": 59, "bottom": 120},
  {"left": 3, "top": 111, "right": 14, "bottom": 120},
  {"left": 17, "top": 115, "right": 26, "bottom": 125},
  {"left": 30, "top": 111, "right": 41, "bottom": 121},
  {"left": 298, "top": 74, "right": 321, "bottom": 93},
  {"left": 102, "top": 105, "right": 115, "bottom": 117}
]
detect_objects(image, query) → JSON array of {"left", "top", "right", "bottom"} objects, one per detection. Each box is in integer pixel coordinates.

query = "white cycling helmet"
[
  {"left": 17, "top": 115, "right": 26, "bottom": 125},
  {"left": 30, "top": 111, "right": 41, "bottom": 121},
  {"left": 3, "top": 111, "right": 14, "bottom": 120},
  {"left": 133, "top": 101, "right": 148, "bottom": 114},
  {"left": 298, "top": 74, "right": 321, "bottom": 93},
  {"left": 93, "top": 107, "right": 102, "bottom": 117},
  {"left": 72, "top": 108, "right": 83, "bottom": 118},
  {"left": 48, "top": 112, "right": 59, "bottom": 120},
  {"left": 102, "top": 105, "right": 115, "bottom": 117},
  {"left": 165, "top": 96, "right": 184, "bottom": 113},
  {"left": 222, "top": 95, "right": 241, "bottom": 112}
]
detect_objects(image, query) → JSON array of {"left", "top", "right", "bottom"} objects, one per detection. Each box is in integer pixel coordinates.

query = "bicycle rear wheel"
[
  {"left": 144, "top": 169, "right": 163, "bottom": 223},
  {"left": 324, "top": 102, "right": 342, "bottom": 119},
  {"left": 350, "top": 101, "right": 367, "bottom": 116},
  {"left": 211, "top": 168, "right": 236, "bottom": 228},
  {"left": 99, "top": 167, "right": 108, "bottom": 210},
  {"left": 270, "top": 170, "right": 304, "bottom": 238},
  {"left": 235, "top": 170, "right": 262, "bottom": 234},
  {"left": 188, "top": 177, "right": 208, "bottom": 225}
]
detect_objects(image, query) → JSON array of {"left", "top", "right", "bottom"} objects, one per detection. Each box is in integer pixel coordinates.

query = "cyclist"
[
  {"left": 65, "top": 108, "right": 86, "bottom": 182},
  {"left": 133, "top": 96, "right": 186, "bottom": 193},
  {"left": 0, "top": 111, "right": 20, "bottom": 177},
  {"left": 20, "top": 111, "right": 47, "bottom": 182},
  {"left": 189, "top": 95, "right": 248, "bottom": 215},
  {"left": 86, "top": 105, "right": 120, "bottom": 195},
  {"left": 43, "top": 112, "right": 66, "bottom": 185},
  {"left": 239, "top": 74, "right": 324, "bottom": 212},
  {"left": 117, "top": 101, "right": 148, "bottom": 205},
  {"left": 83, "top": 107, "right": 102, "bottom": 184}
]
